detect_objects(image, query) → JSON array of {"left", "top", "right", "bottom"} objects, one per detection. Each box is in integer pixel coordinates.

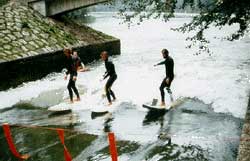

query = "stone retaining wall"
[{"left": 0, "top": 2, "right": 120, "bottom": 90}]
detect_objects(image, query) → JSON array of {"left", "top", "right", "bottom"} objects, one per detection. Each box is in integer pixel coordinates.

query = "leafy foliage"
[{"left": 114, "top": 0, "right": 250, "bottom": 54}]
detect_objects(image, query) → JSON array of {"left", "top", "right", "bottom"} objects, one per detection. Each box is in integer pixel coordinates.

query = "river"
[{"left": 0, "top": 12, "right": 250, "bottom": 161}]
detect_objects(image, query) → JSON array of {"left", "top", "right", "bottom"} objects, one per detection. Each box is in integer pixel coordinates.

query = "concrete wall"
[
  {"left": 46, "top": 0, "right": 109, "bottom": 16},
  {"left": 26, "top": 0, "right": 109, "bottom": 16},
  {"left": 29, "top": 0, "right": 47, "bottom": 16},
  {"left": 0, "top": 40, "right": 120, "bottom": 90}
]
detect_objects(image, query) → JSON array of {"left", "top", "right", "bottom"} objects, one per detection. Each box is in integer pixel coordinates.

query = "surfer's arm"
[
  {"left": 64, "top": 69, "right": 70, "bottom": 80},
  {"left": 154, "top": 60, "right": 165, "bottom": 66},
  {"left": 103, "top": 72, "right": 109, "bottom": 79},
  {"left": 103, "top": 62, "right": 113, "bottom": 79}
]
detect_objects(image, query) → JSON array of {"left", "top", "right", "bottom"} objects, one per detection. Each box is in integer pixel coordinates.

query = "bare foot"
[
  {"left": 70, "top": 100, "right": 74, "bottom": 104},
  {"left": 160, "top": 102, "right": 165, "bottom": 106},
  {"left": 107, "top": 102, "right": 112, "bottom": 106},
  {"left": 75, "top": 97, "right": 81, "bottom": 101}
]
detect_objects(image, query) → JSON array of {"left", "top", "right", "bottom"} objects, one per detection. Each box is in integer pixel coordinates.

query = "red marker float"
[
  {"left": 108, "top": 132, "right": 118, "bottom": 161},
  {"left": 56, "top": 128, "right": 72, "bottom": 161},
  {"left": 2, "top": 123, "right": 30, "bottom": 160}
]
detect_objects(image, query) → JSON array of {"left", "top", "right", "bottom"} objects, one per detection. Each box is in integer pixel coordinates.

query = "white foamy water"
[{"left": 0, "top": 13, "right": 249, "bottom": 118}]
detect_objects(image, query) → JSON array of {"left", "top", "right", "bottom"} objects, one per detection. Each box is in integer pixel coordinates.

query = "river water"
[{"left": 0, "top": 12, "right": 250, "bottom": 161}]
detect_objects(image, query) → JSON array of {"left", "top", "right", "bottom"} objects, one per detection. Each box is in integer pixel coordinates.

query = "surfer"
[
  {"left": 100, "top": 51, "right": 117, "bottom": 106},
  {"left": 64, "top": 48, "right": 82, "bottom": 103},
  {"left": 73, "top": 51, "right": 90, "bottom": 72},
  {"left": 154, "top": 49, "right": 174, "bottom": 106}
]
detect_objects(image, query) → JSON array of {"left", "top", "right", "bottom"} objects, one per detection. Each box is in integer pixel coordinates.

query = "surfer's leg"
[
  {"left": 160, "top": 78, "right": 167, "bottom": 105},
  {"left": 106, "top": 75, "right": 117, "bottom": 104},
  {"left": 166, "top": 77, "right": 173, "bottom": 94},
  {"left": 109, "top": 75, "right": 117, "bottom": 100},
  {"left": 110, "top": 90, "right": 116, "bottom": 100},
  {"left": 105, "top": 78, "right": 113, "bottom": 104},
  {"left": 71, "top": 79, "right": 80, "bottom": 100},
  {"left": 105, "top": 86, "right": 112, "bottom": 103},
  {"left": 67, "top": 79, "right": 73, "bottom": 102}
]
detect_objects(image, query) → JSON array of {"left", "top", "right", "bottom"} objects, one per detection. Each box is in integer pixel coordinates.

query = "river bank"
[
  {"left": 237, "top": 95, "right": 250, "bottom": 161},
  {"left": 0, "top": 2, "right": 120, "bottom": 90}
]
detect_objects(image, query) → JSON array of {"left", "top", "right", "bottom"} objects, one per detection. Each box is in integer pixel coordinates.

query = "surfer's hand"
[
  {"left": 73, "top": 76, "right": 77, "bottom": 81},
  {"left": 64, "top": 75, "right": 67, "bottom": 80}
]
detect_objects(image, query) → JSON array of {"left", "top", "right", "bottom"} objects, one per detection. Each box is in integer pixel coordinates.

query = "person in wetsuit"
[
  {"left": 154, "top": 49, "right": 174, "bottom": 106},
  {"left": 64, "top": 48, "right": 82, "bottom": 103},
  {"left": 100, "top": 51, "right": 117, "bottom": 106}
]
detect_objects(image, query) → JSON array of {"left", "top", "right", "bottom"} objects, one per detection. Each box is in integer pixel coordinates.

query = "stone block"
[
  {"left": 22, "top": 31, "right": 30, "bottom": 36},
  {"left": 19, "top": 39, "right": 27, "bottom": 45},
  {"left": 0, "top": 25, "right": 6, "bottom": 30},
  {"left": 8, "top": 34, "right": 17, "bottom": 41},
  {"left": 2, "top": 30, "right": 10, "bottom": 34},
  {"left": 3, "top": 45, "right": 12, "bottom": 50},
  {"left": 13, "top": 32, "right": 23, "bottom": 38},
  {"left": 35, "top": 40, "right": 45, "bottom": 47},
  {"left": 29, "top": 41, "right": 39, "bottom": 49},
  {"left": 4, "top": 50, "right": 12, "bottom": 55},
  {"left": 21, "top": 46, "right": 28, "bottom": 52},
  {"left": 0, "top": 19, "right": 4, "bottom": 24}
]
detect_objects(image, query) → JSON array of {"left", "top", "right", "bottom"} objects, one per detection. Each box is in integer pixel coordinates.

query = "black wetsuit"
[
  {"left": 66, "top": 56, "right": 82, "bottom": 101},
  {"left": 156, "top": 56, "right": 174, "bottom": 102},
  {"left": 103, "top": 59, "right": 117, "bottom": 103}
]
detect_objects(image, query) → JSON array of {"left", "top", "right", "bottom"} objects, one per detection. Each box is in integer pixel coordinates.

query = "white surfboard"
[
  {"left": 91, "top": 99, "right": 120, "bottom": 114},
  {"left": 48, "top": 100, "right": 83, "bottom": 112}
]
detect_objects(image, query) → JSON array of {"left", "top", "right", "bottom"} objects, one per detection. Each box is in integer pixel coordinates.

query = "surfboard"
[
  {"left": 143, "top": 96, "right": 185, "bottom": 111},
  {"left": 91, "top": 100, "right": 120, "bottom": 114},
  {"left": 143, "top": 98, "right": 171, "bottom": 111},
  {"left": 48, "top": 99, "right": 83, "bottom": 113}
]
